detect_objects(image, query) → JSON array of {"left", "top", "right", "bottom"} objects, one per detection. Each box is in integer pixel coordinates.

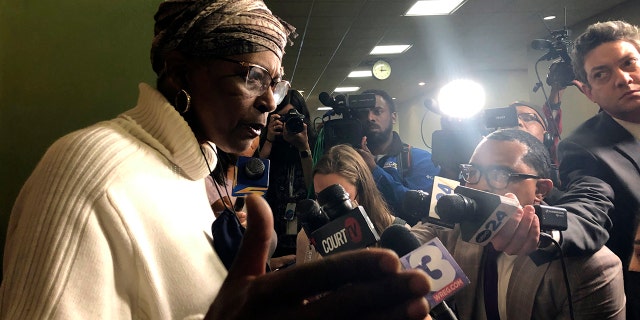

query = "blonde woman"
[{"left": 297, "top": 144, "right": 407, "bottom": 263}]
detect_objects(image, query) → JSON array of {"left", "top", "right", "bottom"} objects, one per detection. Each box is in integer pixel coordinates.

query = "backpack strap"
[{"left": 400, "top": 143, "right": 412, "bottom": 178}]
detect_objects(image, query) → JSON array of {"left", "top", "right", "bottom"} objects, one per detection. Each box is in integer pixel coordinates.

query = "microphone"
[
  {"left": 296, "top": 199, "right": 330, "bottom": 236},
  {"left": 379, "top": 226, "right": 466, "bottom": 320},
  {"left": 319, "top": 91, "right": 335, "bottom": 106},
  {"left": 232, "top": 156, "right": 270, "bottom": 196},
  {"left": 402, "top": 176, "right": 461, "bottom": 229},
  {"left": 379, "top": 224, "right": 421, "bottom": 256},
  {"left": 304, "top": 184, "right": 380, "bottom": 256},
  {"left": 435, "top": 185, "right": 520, "bottom": 245},
  {"left": 319, "top": 92, "right": 337, "bottom": 117},
  {"left": 423, "top": 98, "right": 441, "bottom": 115},
  {"left": 531, "top": 39, "right": 553, "bottom": 50},
  {"left": 402, "top": 190, "right": 431, "bottom": 224},
  {"left": 539, "top": 50, "right": 561, "bottom": 61}
]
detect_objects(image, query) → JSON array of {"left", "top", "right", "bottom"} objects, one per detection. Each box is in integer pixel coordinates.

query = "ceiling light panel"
[{"left": 405, "top": 0, "right": 468, "bottom": 16}]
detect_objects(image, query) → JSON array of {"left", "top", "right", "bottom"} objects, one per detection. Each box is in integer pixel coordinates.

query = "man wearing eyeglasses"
[
  {"left": 509, "top": 102, "right": 553, "bottom": 149},
  {"left": 506, "top": 101, "right": 568, "bottom": 205},
  {"left": 411, "top": 129, "right": 625, "bottom": 319},
  {"left": 557, "top": 20, "right": 640, "bottom": 319}
]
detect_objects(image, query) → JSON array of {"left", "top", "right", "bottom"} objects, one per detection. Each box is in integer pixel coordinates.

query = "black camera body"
[
  {"left": 431, "top": 106, "right": 518, "bottom": 179},
  {"left": 531, "top": 29, "right": 575, "bottom": 88},
  {"left": 319, "top": 92, "right": 377, "bottom": 118},
  {"left": 318, "top": 92, "right": 377, "bottom": 153},
  {"left": 281, "top": 109, "right": 305, "bottom": 134},
  {"left": 547, "top": 60, "right": 575, "bottom": 89},
  {"left": 483, "top": 105, "right": 518, "bottom": 129},
  {"left": 534, "top": 204, "right": 568, "bottom": 232}
]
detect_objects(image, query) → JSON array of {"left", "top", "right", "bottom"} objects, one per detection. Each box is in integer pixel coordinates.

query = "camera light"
[{"left": 437, "top": 79, "right": 485, "bottom": 119}]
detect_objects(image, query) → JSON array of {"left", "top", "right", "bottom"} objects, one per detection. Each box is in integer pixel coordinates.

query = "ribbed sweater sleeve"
[{"left": 1, "top": 84, "right": 226, "bottom": 319}]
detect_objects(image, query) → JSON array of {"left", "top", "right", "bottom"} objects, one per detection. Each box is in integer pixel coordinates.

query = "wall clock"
[{"left": 372, "top": 60, "right": 391, "bottom": 80}]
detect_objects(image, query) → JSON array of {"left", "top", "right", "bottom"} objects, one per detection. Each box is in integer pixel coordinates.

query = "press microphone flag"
[
  {"left": 435, "top": 185, "right": 520, "bottom": 245},
  {"left": 428, "top": 176, "right": 460, "bottom": 226},
  {"left": 232, "top": 156, "right": 270, "bottom": 196},
  {"left": 401, "top": 237, "right": 470, "bottom": 307},
  {"left": 308, "top": 206, "right": 380, "bottom": 256},
  {"left": 299, "top": 184, "right": 380, "bottom": 256}
]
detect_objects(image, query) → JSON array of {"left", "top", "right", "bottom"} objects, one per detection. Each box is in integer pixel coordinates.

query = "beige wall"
[
  {"left": 398, "top": 2, "right": 640, "bottom": 152},
  {"left": 397, "top": 56, "right": 599, "bottom": 150}
]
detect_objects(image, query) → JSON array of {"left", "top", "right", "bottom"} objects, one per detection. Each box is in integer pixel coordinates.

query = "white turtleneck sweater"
[{"left": 0, "top": 84, "right": 226, "bottom": 319}]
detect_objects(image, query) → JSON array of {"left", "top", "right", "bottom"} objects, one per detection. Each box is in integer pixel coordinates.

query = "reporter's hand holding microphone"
[{"left": 488, "top": 193, "right": 540, "bottom": 256}]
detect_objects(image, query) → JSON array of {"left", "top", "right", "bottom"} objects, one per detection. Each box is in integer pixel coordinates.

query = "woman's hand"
[
  {"left": 266, "top": 114, "right": 283, "bottom": 142},
  {"left": 205, "top": 195, "right": 432, "bottom": 320},
  {"left": 282, "top": 123, "right": 310, "bottom": 152},
  {"left": 357, "top": 136, "right": 378, "bottom": 171}
]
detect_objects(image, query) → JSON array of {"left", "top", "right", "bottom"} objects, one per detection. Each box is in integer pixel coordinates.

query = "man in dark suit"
[{"left": 559, "top": 20, "right": 640, "bottom": 318}]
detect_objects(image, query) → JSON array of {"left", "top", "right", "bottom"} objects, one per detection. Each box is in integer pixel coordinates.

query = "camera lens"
[
  {"left": 286, "top": 117, "right": 305, "bottom": 134},
  {"left": 284, "top": 109, "right": 305, "bottom": 134}
]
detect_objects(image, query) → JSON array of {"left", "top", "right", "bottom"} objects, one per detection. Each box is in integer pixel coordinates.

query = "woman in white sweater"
[{"left": 0, "top": 1, "right": 432, "bottom": 319}]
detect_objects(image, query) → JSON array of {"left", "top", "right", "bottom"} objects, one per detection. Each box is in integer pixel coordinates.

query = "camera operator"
[
  {"left": 356, "top": 89, "right": 440, "bottom": 226},
  {"left": 411, "top": 129, "right": 625, "bottom": 319},
  {"left": 259, "top": 89, "right": 315, "bottom": 258},
  {"left": 507, "top": 101, "right": 565, "bottom": 203}
]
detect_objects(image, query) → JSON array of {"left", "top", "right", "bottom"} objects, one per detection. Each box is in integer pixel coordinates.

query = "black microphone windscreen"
[
  {"left": 317, "top": 184, "right": 348, "bottom": 204},
  {"left": 531, "top": 39, "right": 553, "bottom": 50},
  {"left": 319, "top": 92, "right": 334, "bottom": 106},
  {"left": 403, "top": 190, "right": 430, "bottom": 217},
  {"left": 379, "top": 225, "right": 421, "bottom": 257},
  {"left": 243, "top": 157, "right": 266, "bottom": 179},
  {"left": 423, "top": 98, "right": 441, "bottom": 115},
  {"left": 296, "top": 199, "right": 329, "bottom": 234},
  {"left": 435, "top": 194, "right": 476, "bottom": 224},
  {"left": 317, "top": 184, "right": 353, "bottom": 220}
]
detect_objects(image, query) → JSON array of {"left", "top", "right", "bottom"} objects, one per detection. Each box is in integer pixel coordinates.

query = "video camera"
[
  {"left": 431, "top": 105, "right": 518, "bottom": 179},
  {"left": 531, "top": 29, "right": 575, "bottom": 89},
  {"left": 319, "top": 92, "right": 377, "bottom": 118},
  {"left": 317, "top": 92, "right": 377, "bottom": 153}
]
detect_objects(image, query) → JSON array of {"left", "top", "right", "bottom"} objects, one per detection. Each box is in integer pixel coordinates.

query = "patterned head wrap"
[{"left": 151, "top": 0, "right": 296, "bottom": 75}]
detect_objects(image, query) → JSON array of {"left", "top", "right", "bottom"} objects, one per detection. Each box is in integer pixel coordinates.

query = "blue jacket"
[{"left": 372, "top": 132, "right": 440, "bottom": 224}]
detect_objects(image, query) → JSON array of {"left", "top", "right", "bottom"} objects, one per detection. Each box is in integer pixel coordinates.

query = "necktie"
[{"left": 484, "top": 244, "right": 500, "bottom": 320}]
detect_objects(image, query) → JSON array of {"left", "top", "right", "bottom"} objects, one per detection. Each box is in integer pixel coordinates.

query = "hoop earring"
[{"left": 175, "top": 89, "right": 191, "bottom": 114}]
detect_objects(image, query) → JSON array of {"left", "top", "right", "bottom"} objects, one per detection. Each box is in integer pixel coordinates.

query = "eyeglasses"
[
  {"left": 517, "top": 112, "right": 546, "bottom": 130},
  {"left": 217, "top": 57, "right": 290, "bottom": 105},
  {"left": 459, "top": 164, "right": 541, "bottom": 189}
]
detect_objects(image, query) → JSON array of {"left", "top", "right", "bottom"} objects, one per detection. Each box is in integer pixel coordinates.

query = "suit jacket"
[
  {"left": 558, "top": 111, "right": 640, "bottom": 269},
  {"left": 411, "top": 224, "right": 626, "bottom": 320}
]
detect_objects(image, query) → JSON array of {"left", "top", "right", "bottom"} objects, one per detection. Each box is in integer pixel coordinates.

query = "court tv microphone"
[{"left": 299, "top": 184, "right": 380, "bottom": 256}]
